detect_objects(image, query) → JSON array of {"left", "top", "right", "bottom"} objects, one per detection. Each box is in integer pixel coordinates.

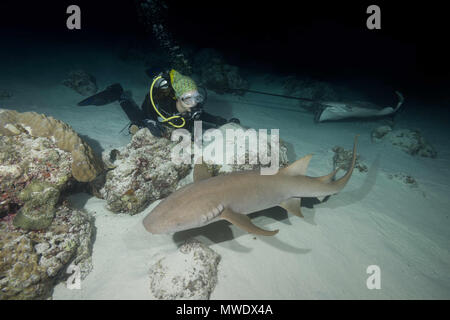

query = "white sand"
[{"left": 1, "top": 40, "right": 449, "bottom": 299}]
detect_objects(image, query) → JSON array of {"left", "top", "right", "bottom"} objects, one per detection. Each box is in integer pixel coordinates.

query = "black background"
[{"left": 0, "top": 0, "right": 448, "bottom": 104}]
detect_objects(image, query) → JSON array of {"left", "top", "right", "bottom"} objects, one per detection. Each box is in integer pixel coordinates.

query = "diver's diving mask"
[{"left": 180, "top": 91, "right": 204, "bottom": 106}]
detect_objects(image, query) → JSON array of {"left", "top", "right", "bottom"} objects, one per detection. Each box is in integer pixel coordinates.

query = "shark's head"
[
  {"left": 143, "top": 199, "right": 181, "bottom": 234},
  {"left": 142, "top": 189, "right": 205, "bottom": 234}
]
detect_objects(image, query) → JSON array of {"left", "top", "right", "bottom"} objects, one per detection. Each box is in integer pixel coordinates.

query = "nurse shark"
[{"left": 143, "top": 136, "right": 358, "bottom": 236}]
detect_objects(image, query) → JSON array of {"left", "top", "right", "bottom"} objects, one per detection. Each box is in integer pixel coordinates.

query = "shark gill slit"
[{"left": 201, "top": 203, "right": 224, "bottom": 223}]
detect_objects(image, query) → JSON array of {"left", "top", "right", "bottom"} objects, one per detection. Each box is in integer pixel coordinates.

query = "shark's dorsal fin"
[
  {"left": 193, "top": 157, "right": 212, "bottom": 182},
  {"left": 279, "top": 154, "right": 313, "bottom": 176},
  {"left": 279, "top": 198, "right": 303, "bottom": 217},
  {"left": 221, "top": 208, "right": 279, "bottom": 236}
]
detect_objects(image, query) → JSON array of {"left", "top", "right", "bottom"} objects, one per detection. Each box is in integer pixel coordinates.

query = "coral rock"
[
  {"left": 0, "top": 206, "right": 94, "bottom": 300},
  {"left": 0, "top": 109, "right": 103, "bottom": 182},
  {"left": 386, "top": 129, "right": 437, "bottom": 158},
  {"left": 100, "top": 128, "right": 191, "bottom": 214},
  {"left": 202, "top": 122, "right": 289, "bottom": 175},
  {"left": 371, "top": 125, "right": 393, "bottom": 142},
  {"left": 387, "top": 172, "right": 418, "bottom": 188},
  {"left": 148, "top": 239, "right": 221, "bottom": 300},
  {"left": 333, "top": 145, "right": 367, "bottom": 173},
  {"left": 12, "top": 181, "right": 60, "bottom": 230}
]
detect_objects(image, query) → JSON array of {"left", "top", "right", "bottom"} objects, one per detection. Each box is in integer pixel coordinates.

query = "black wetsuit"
[
  {"left": 121, "top": 71, "right": 228, "bottom": 136},
  {"left": 78, "top": 71, "right": 235, "bottom": 137}
]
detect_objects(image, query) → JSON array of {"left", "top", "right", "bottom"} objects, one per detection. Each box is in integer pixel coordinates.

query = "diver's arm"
[
  {"left": 198, "top": 111, "right": 241, "bottom": 127},
  {"left": 198, "top": 111, "right": 228, "bottom": 126}
]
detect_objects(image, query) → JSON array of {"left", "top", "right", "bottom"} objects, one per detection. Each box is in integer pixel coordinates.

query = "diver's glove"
[
  {"left": 228, "top": 118, "right": 240, "bottom": 124},
  {"left": 131, "top": 119, "right": 165, "bottom": 138}
]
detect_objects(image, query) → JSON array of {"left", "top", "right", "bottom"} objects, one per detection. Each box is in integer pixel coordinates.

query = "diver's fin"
[
  {"left": 193, "top": 157, "right": 212, "bottom": 182},
  {"left": 221, "top": 208, "right": 279, "bottom": 236},
  {"left": 279, "top": 198, "right": 303, "bottom": 218},
  {"left": 77, "top": 83, "right": 124, "bottom": 106},
  {"left": 278, "top": 154, "right": 313, "bottom": 176}
]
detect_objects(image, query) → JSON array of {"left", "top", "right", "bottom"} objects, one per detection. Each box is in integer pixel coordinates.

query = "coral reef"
[
  {"left": 332, "top": 145, "right": 367, "bottom": 173},
  {"left": 193, "top": 48, "right": 249, "bottom": 94},
  {"left": 0, "top": 110, "right": 97, "bottom": 299},
  {"left": 100, "top": 128, "right": 191, "bottom": 214},
  {"left": 0, "top": 109, "right": 104, "bottom": 182},
  {"left": 148, "top": 239, "right": 220, "bottom": 300},
  {"left": 0, "top": 205, "right": 94, "bottom": 300},
  {"left": 62, "top": 70, "right": 98, "bottom": 96}
]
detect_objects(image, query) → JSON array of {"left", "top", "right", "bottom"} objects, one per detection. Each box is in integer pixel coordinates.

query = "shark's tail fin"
[
  {"left": 327, "top": 135, "right": 358, "bottom": 192},
  {"left": 314, "top": 135, "right": 358, "bottom": 201}
]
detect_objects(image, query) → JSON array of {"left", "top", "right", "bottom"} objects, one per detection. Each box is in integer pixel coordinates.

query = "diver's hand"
[
  {"left": 135, "top": 119, "right": 165, "bottom": 137},
  {"left": 214, "top": 116, "right": 228, "bottom": 126},
  {"left": 228, "top": 118, "right": 240, "bottom": 124}
]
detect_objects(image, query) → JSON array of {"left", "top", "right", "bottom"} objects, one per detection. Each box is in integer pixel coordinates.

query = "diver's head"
[
  {"left": 169, "top": 69, "right": 205, "bottom": 120},
  {"left": 176, "top": 90, "right": 204, "bottom": 113}
]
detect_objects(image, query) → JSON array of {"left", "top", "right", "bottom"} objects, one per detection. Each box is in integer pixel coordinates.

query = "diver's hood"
[{"left": 315, "top": 91, "right": 404, "bottom": 122}]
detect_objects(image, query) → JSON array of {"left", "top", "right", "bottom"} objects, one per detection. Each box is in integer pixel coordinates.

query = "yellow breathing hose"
[{"left": 150, "top": 75, "right": 186, "bottom": 128}]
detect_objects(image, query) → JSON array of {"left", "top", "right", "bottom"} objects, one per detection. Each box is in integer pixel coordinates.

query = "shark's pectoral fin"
[
  {"left": 193, "top": 157, "right": 213, "bottom": 182},
  {"left": 221, "top": 208, "right": 279, "bottom": 236},
  {"left": 279, "top": 198, "right": 303, "bottom": 217}
]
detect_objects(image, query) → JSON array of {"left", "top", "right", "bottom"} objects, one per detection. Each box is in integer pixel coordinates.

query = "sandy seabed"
[{"left": 1, "top": 41, "right": 449, "bottom": 299}]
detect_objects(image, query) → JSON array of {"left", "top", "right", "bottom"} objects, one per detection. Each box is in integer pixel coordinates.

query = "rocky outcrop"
[
  {"left": 148, "top": 239, "right": 220, "bottom": 300},
  {"left": 100, "top": 128, "right": 191, "bottom": 214}
]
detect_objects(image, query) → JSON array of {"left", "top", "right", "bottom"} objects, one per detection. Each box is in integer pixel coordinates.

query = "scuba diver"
[{"left": 78, "top": 69, "right": 239, "bottom": 137}]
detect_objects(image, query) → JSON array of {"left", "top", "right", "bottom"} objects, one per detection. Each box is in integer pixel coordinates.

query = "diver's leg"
[
  {"left": 77, "top": 83, "right": 124, "bottom": 106},
  {"left": 118, "top": 91, "right": 146, "bottom": 124}
]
